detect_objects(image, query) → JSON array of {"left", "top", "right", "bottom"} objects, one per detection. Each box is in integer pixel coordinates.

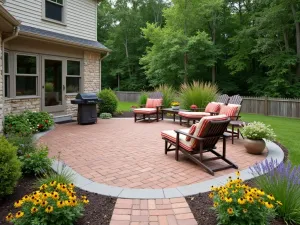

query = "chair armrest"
[
  {"left": 174, "top": 130, "right": 204, "bottom": 141},
  {"left": 156, "top": 105, "right": 164, "bottom": 110}
]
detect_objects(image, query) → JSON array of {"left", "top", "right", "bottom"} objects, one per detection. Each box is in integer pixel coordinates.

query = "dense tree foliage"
[{"left": 98, "top": 0, "right": 300, "bottom": 97}]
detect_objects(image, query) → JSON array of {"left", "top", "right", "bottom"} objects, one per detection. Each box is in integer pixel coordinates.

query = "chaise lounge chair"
[
  {"left": 133, "top": 92, "right": 163, "bottom": 122},
  {"left": 161, "top": 115, "right": 238, "bottom": 175}
]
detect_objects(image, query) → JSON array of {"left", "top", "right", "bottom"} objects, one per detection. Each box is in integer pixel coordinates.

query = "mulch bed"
[
  {"left": 0, "top": 176, "right": 116, "bottom": 225},
  {"left": 186, "top": 142, "right": 289, "bottom": 225}
]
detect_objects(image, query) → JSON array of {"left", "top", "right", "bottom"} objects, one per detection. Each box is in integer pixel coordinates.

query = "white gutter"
[{"left": 2, "top": 26, "right": 19, "bottom": 121}]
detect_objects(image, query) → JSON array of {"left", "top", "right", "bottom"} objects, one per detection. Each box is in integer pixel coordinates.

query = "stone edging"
[{"left": 35, "top": 120, "right": 284, "bottom": 199}]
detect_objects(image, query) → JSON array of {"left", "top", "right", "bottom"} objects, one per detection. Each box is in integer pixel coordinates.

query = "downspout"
[
  {"left": 99, "top": 51, "right": 109, "bottom": 91},
  {"left": 2, "top": 26, "right": 19, "bottom": 127}
]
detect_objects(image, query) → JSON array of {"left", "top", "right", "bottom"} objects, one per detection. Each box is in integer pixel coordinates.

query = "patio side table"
[
  {"left": 225, "top": 120, "right": 247, "bottom": 144},
  {"left": 161, "top": 108, "right": 190, "bottom": 122}
]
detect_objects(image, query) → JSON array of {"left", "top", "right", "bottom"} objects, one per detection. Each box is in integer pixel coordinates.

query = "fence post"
[{"left": 264, "top": 96, "right": 268, "bottom": 116}]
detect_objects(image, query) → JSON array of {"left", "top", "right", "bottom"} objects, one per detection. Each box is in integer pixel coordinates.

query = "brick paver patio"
[
  {"left": 110, "top": 197, "right": 197, "bottom": 225},
  {"left": 40, "top": 119, "right": 267, "bottom": 189}
]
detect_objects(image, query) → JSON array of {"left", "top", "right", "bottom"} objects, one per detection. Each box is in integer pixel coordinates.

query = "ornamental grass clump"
[
  {"left": 241, "top": 121, "right": 276, "bottom": 141},
  {"left": 251, "top": 159, "right": 300, "bottom": 224},
  {"left": 155, "top": 84, "right": 176, "bottom": 108},
  {"left": 6, "top": 181, "right": 89, "bottom": 225},
  {"left": 180, "top": 81, "right": 218, "bottom": 109},
  {"left": 210, "top": 171, "right": 281, "bottom": 225}
]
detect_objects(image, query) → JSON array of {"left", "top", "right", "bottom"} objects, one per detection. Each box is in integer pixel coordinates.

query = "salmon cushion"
[
  {"left": 219, "top": 105, "right": 238, "bottom": 117},
  {"left": 186, "top": 124, "right": 197, "bottom": 141},
  {"left": 205, "top": 102, "right": 221, "bottom": 113},
  {"left": 146, "top": 99, "right": 162, "bottom": 108}
]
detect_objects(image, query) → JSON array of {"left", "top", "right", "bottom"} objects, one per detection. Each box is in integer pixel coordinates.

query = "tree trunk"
[
  {"left": 211, "top": 17, "right": 216, "bottom": 83},
  {"left": 283, "top": 29, "right": 289, "bottom": 51},
  {"left": 291, "top": 3, "right": 300, "bottom": 78},
  {"left": 238, "top": 0, "right": 242, "bottom": 24},
  {"left": 124, "top": 36, "right": 132, "bottom": 77}
]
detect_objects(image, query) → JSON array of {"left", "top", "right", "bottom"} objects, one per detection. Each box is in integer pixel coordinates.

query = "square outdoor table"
[{"left": 161, "top": 108, "right": 190, "bottom": 122}]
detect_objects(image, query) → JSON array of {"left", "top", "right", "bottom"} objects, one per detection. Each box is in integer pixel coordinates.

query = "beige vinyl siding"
[{"left": 4, "top": 0, "right": 97, "bottom": 41}]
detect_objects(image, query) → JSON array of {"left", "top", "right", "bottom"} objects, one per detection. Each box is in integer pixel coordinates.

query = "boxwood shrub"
[{"left": 97, "top": 89, "right": 118, "bottom": 114}]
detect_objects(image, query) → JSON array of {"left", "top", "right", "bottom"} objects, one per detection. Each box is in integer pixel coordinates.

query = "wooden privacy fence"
[{"left": 115, "top": 91, "right": 300, "bottom": 118}]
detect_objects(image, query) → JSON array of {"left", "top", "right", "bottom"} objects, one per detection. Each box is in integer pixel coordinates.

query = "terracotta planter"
[{"left": 243, "top": 138, "right": 266, "bottom": 155}]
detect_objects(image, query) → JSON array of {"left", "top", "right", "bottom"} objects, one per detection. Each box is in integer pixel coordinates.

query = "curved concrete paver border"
[{"left": 36, "top": 124, "right": 284, "bottom": 199}]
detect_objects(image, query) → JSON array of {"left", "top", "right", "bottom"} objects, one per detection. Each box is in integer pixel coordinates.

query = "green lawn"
[
  {"left": 118, "top": 101, "right": 300, "bottom": 164},
  {"left": 117, "top": 101, "right": 138, "bottom": 112},
  {"left": 240, "top": 113, "right": 300, "bottom": 165}
]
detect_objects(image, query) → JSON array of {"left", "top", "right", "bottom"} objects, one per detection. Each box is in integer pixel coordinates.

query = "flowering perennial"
[
  {"left": 210, "top": 171, "right": 280, "bottom": 225},
  {"left": 6, "top": 182, "right": 88, "bottom": 225},
  {"left": 241, "top": 121, "right": 276, "bottom": 141}
]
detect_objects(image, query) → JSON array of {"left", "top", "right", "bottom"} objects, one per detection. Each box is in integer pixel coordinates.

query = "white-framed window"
[
  {"left": 4, "top": 52, "right": 10, "bottom": 97},
  {"left": 15, "top": 54, "right": 38, "bottom": 96},
  {"left": 66, "top": 60, "right": 81, "bottom": 93},
  {"left": 44, "top": 0, "right": 65, "bottom": 23}
]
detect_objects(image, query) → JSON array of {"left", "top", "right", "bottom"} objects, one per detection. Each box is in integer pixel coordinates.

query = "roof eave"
[
  {"left": 19, "top": 30, "right": 111, "bottom": 53},
  {"left": 0, "top": 4, "right": 20, "bottom": 27}
]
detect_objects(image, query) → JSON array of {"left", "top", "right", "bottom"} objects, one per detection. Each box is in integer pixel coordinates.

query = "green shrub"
[
  {"left": 180, "top": 81, "right": 218, "bottom": 109},
  {"left": 155, "top": 84, "right": 176, "bottom": 108},
  {"left": 7, "top": 181, "right": 88, "bottom": 225},
  {"left": 23, "top": 111, "right": 54, "bottom": 132},
  {"left": 251, "top": 160, "right": 300, "bottom": 224},
  {"left": 0, "top": 137, "right": 22, "bottom": 197},
  {"left": 138, "top": 92, "right": 148, "bottom": 106},
  {"left": 210, "top": 172, "right": 279, "bottom": 225},
  {"left": 7, "top": 134, "right": 36, "bottom": 156},
  {"left": 4, "top": 111, "right": 54, "bottom": 135},
  {"left": 242, "top": 122, "right": 276, "bottom": 141},
  {"left": 99, "top": 113, "right": 112, "bottom": 119},
  {"left": 35, "top": 161, "right": 75, "bottom": 188},
  {"left": 18, "top": 145, "right": 52, "bottom": 176},
  {"left": 97, "top": 89, "right": 118, "bottom": 114},
  {"left": 4, "top": 114, "right": 33, "bottom": 136}
]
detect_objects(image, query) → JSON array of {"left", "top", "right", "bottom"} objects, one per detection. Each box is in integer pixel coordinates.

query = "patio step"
[{"left": 53, "top": 114, "right": 73, "bottom": 123}]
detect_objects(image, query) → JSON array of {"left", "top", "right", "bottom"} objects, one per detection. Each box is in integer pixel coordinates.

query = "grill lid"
[{"left": 76, "top": 93, "right": 98, "bottom": 100}]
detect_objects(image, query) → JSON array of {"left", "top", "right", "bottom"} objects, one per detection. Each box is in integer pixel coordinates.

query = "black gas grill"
[{"left": 71, "top": 93, "right": 102, "bottom": 125}]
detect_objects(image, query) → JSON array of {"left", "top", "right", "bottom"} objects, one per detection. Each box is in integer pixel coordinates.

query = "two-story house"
[{"left": 0, "top": 0, "right": 109, "bottom": 129}]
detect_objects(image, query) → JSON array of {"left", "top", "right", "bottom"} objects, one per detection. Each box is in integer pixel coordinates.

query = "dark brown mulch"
[
  {"left": 0, "top": 176, "right": 116, "bottom": 225},
  {"left": 186, "top": 142, "right": 289, "bottom": 225}
]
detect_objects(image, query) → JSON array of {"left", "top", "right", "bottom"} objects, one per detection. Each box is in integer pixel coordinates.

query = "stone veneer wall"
[
  {"left": 83, "top": 51, "right": 100, "bottom": 93},
  {"left": 4, "top": 98, "right": 40, "bottom": 115},
  {"left": 0, "top": 33, "right": 3, "bottom": 132},
  {"left": 66, "top": 94, "right": 77, "bottom": 117}
]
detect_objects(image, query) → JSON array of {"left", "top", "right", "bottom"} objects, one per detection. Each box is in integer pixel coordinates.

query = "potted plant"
[
  {"left": 171, "top": 101, "right": 180, "bottom": 110},
  {"left": 241, "top": 121, "right": 276, "bottom": 155}
]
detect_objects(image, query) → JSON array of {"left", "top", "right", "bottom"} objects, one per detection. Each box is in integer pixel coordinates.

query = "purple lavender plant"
[{"left": 251, "top": 159, "right": 300, "bottom": 224}]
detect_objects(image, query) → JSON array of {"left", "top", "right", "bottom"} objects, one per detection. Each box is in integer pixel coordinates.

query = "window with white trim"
[
  {"left": 45, "top": 0, "right": 64, "bottom": 22},
  {"left": 4, "top": 52, "right": 10, "bottom": 97},
  {"left": 66, "top": 60, "right": 81, "bottom": 93},
  {"left": 16, "top": 55, "right": 38, "bottom": 96}
]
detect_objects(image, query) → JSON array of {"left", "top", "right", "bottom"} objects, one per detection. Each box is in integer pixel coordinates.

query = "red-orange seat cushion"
[
  {"left": 219, "top": 105, "right": 238, "bottom": 117},
  {"left": 146, "top": 99, "right": 162, "bottom": 108},
  {"left": 205, "top": 102, "right": 221, "bottom": 113}
]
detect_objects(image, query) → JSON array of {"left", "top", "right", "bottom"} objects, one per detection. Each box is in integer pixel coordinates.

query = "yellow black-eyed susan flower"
[
  {"left": 213, "top": 202, "right": 219, "bottom": 208},
  {"left": 267, "top": 194, "right": 275, "bottom": 201},
  {"left": 265, "top": 202, "right": 274, "bottom": 209},
  {"left": 57, "top": 200, "right": 65, "bottom": 208},
  {"left": 5, "top": 213, "right": 13, "bottom": 221},
  {"left": 208, "top": 192, "right": 214, "bottom": 198},
  {"left": 225, "top": 197, "right": 233, "bottom": 203},
  {"left": 40, "top": 184, "right": 48, "bottom": 190},
  {"left": 70, "top": 200, "right": 77, "bottom": 207},
  {"left": 227, "top": 208, "right": 234, "bottom": 215},
  {"left": 22, "top": 195, "right": 29, "bottom": 201},
  {"left": 14, "top": 200, "right": 23, "bottom": 208},
  {"left": 243, "top": 209, "right": 248, "bottom": 213},
  {"left": 31, "top": 207, "right": 38, "bottom": 214},
  {"left": 15, "top": 211, "right": 24, "bottom": 218},
  {"left": 69, "top": 194, "right": 76, "bottom": 200},
  {"left": 247, "top": 196, "right": 254, "bottom": 203},
  {"left": 34, "top": 199, "right": 41, "bottom": 205},
  {"left": 238, "top": 198, "right": 246, "bottom": 205},
  {"left": 52, "top": 193, "right": 59, "bottom": 200},
  {"left": 81, "top": 195, "right": 87, "bottom": 200},
  {"left": 276, "top": 201, "right": 283, "bottom": 206},
  {"left": 50, "top": 181, "right": 57, "bottom": 186},
  {"left": 45, "top": 206, "right": 54, "bottom": 213},
  {"left": 41, "top": 200, "right": 48, "bottom": 207},
  {"left": 69, "top": 183, "right": 75, "bottom": 188},
  {"left": 235, "top": 171, "right": 240, "bottom": 177},
  {"left": 83, "top": 199, "right": 89, "bottom": 204}
]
